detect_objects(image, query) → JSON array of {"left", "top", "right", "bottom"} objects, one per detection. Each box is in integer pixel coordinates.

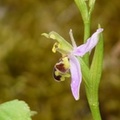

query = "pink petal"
[
  {"left": 73, "top": 28, "right": 103, "bottom": 56},
  {"left": 69, "top": 55, "right": 82, "bottom": 100}
]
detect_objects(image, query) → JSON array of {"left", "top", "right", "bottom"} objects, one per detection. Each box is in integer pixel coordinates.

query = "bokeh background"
[{"left": 0, "top": 0, "right": 120, "bottom": 120}]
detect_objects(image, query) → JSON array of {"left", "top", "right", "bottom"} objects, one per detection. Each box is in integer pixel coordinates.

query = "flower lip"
[
  {"left": 53, "top": 56, "right": 70, "bottom": 82},
  {"left": 55, "top": 61, "right": 69, "bottom": 73},
  {"left": 53, "top": 68, "right": 63, "bottom": 82}
]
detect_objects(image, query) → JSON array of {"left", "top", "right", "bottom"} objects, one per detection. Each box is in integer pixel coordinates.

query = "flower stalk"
[
  {"left": 42, "top": 0, "right": 104, "bottom": 120},
  {"left": 74, "top": 0, "right": 103, "bottom": 120},
  {"left": 83, "top": 21, "right": 91, "bottom": 66}
]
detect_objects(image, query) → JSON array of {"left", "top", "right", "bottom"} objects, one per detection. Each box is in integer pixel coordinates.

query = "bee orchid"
[{"left": 42, "top": 28, "right": 103, "bottom": 100}]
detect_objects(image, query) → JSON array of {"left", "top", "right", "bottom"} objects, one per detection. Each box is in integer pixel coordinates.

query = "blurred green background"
[{"left": 0, "top": 0, "right": 120, "bottom": 120}]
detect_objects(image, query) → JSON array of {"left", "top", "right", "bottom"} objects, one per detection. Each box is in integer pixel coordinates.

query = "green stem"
[
  {"left": 90, "top": 104, "right": 101, "bottom": 120},
  {"left": 83, "top": 22, "right": 90, "bottom": 42},
  {"left": 89, "top": 102, "right": 102, "bottom": 120},
  {"left": 86, "top": 88, "right": 102, "bottom": 120},
  {"left": 83, "top": 21, "right": 90, "bottom": 66}
]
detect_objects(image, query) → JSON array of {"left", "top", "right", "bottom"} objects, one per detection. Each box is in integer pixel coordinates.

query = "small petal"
[
  {"left": 69, "top": 29, "right": 77, "bottom": 48},
  {"left": 73, "top": 28, "right": 103, "bottom": 56},
  {"left": 69, "top": 55, "right": 82, "bottom": 100}
]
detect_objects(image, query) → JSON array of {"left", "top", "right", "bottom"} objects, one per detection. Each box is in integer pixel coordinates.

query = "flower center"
[{"left": 53, "top": 57, "right": 70, "bottom": 81}]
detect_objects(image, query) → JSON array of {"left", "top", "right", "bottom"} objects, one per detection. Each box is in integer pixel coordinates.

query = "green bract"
[{"left": 74, "top": 0, "right": 89, "bottom": 22}]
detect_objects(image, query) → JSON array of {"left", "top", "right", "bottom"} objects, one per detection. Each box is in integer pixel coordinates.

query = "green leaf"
[
  {"left": 78, "top": 57, "right": 90, "bottom": 87},
  {"left": 0, "top": 99, "right": 36, "bottom": 120},
  {"left": 90, "top": 31, "right": 103, "bottom": 95}
]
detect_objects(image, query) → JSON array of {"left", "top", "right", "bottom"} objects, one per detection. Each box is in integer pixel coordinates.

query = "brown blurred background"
[{"left": 0, "top": 0, "right": 120, "bottom": 120}]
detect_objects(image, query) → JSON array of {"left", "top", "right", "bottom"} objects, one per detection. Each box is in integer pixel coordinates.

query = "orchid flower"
[{"left": 42, "top": 28, "right": 103, "bottom": 100}]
